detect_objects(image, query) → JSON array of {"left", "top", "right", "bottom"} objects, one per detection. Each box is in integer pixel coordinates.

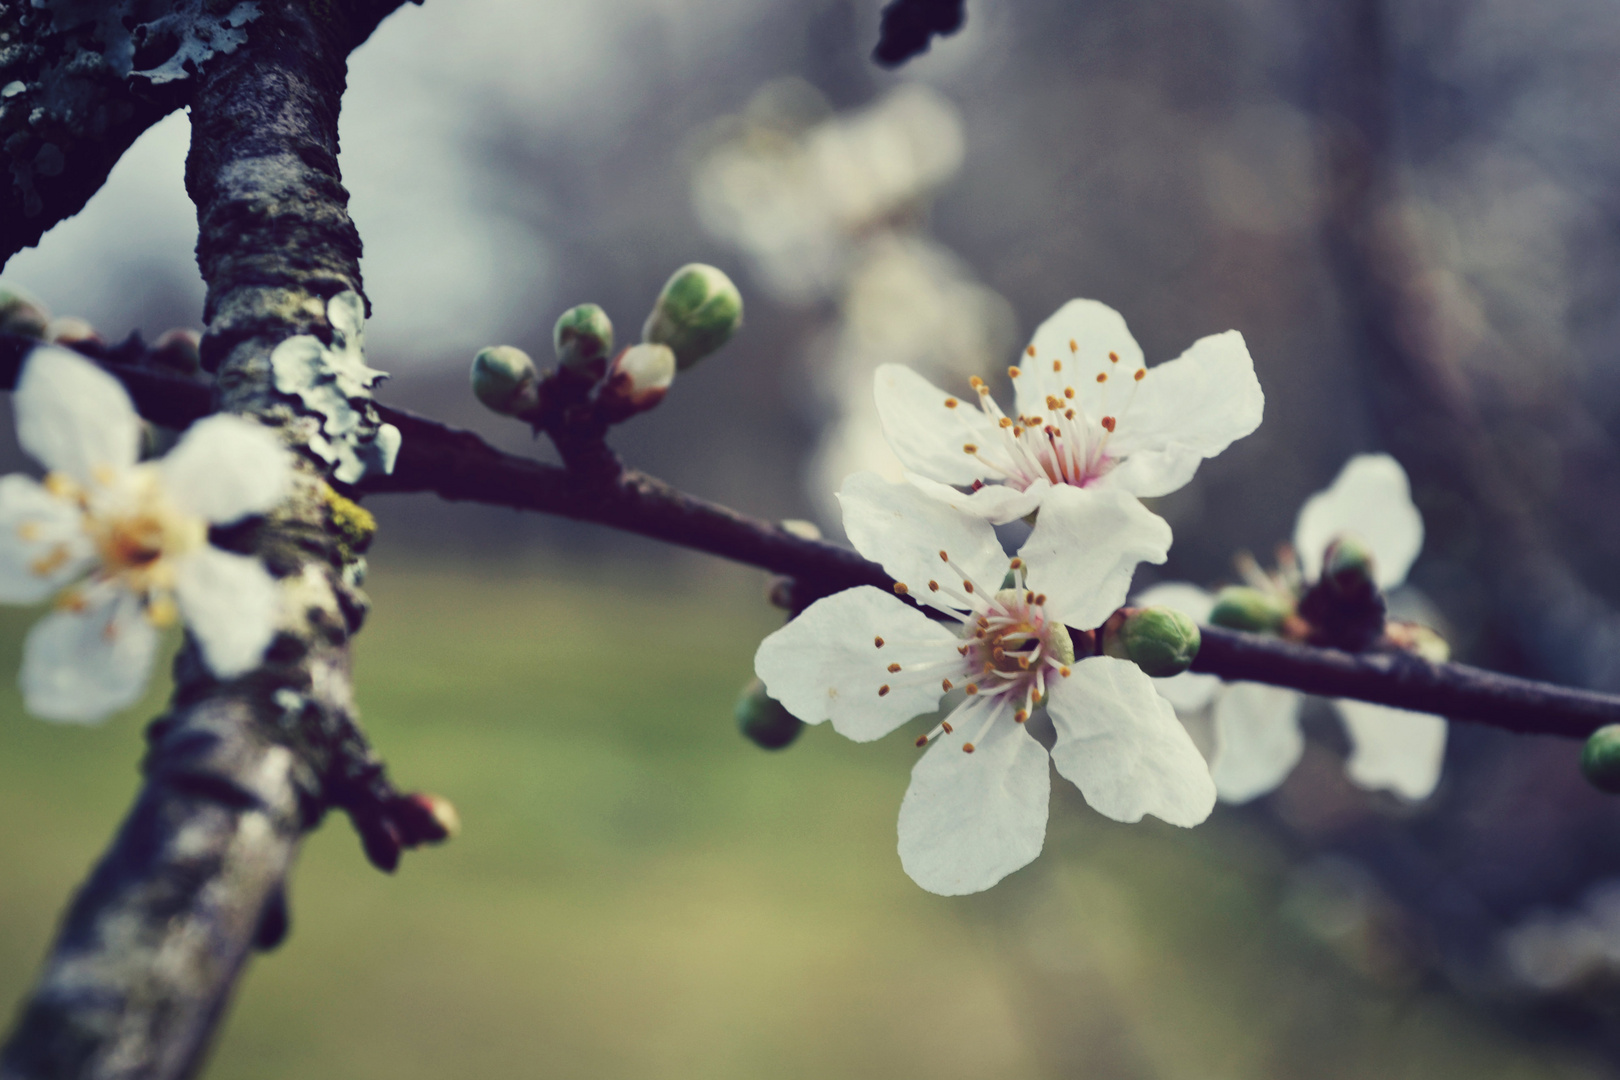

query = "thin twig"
[{"left": 5, "top": 332, "right": 1616, "bottom": 740}]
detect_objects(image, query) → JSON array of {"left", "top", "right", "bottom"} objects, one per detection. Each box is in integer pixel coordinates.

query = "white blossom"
[
  {"left": 874, "top": 299, "right": 1265, "bottom": 523},
  {"left": 1140, "top": 454, "right": 1446, "bottom": 802},
  {"left": 0, "top": 348, "right": 291, "bottom": 722},
  {"left": 755, "top": 474, "right": 1214, "bottom": 895}
]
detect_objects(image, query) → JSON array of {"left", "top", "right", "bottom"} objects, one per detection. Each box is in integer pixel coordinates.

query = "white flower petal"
[
  {"left": 0, "top": 475, "right": 93, "bottom": 602},
  {"left": 1019, "top": 299, "right": 1145, "bottom": 422},
  {"left": 905, "top": 472, "right": 1050, "bottom": 526},
  {"left": 897, "top": 704, "right": 1050, "bottom": 894},
  {"left": 161, "top": 415, "right": 292, "bottom": 524},
  {"left": 754, "top": 586, "right": 959, "bottom": 742},
  {"left": 1153, "top": 671, "right": 1222, "bottom": 712},
  {"left": 838, "top": 472, "right": 1009, "bottom": 605},
  {"left": 1107, "top": 331, "right": 1263, "bottom": 454},
  {"left": 874, "top": 364, "right": 1003, "bottom": 486},
  {"left": 1046, "top": 655, "right": 1216, "bottom": 827},
  {"left": 1332, "top": 699, "right": 1447, "bottom": 801},
  {"left": 1293, "top": 454, "right": 1423, "bottom": 589},
  {"left": 1018, "top": 484, "right": 1172, "bottom": 630},
  {"left": 1131, "top": 581, "right": 1216, "bottom": 623},
  {"left": 1098, "top": 443, "right": 1208, "bottom": 500},
  {"left": 21, "top": 591, "right": 158, "bottom": 723},
  {"left": 174, "top": 546, "right": 280, "bottom": 678},
  {"left": 14, "top": 347, "right": 141, "bottom": 483},
  {"left": 1210, "top": 681, "right": 1304, "bottom": 803}
]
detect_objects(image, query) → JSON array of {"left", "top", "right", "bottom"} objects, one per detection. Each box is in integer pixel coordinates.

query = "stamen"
[
  {"left": 1034, "top": 594, "right": 1047, "bottom": 605},
  {"left": 893, "top": 583, "right": 909, "bottom": 595},
  {"left": 962, "top": 743, "right": 975, "bottom": 754},
  {"left": 942, "top": 678, "right": 953, "bottom": 691},
  {"left": 998, "top": 417, "right": 1013, "bottom": 429},
  {"left": 887, "top": 663, "right": 901, "bottom": 673},
  {"left": 942, "top": 721, "right": 953, "bottom": 733},
  {"left": 1009, "top": 557, "right": 1023, "bottom": 569},
  {"left": 1096, "top": 373, "right": 1107, "bottom": 383},
  {"left": 916, "top": 735, "right": 928, "bottom": 747},
  {"left": 963, "top": 443, "right": 977, "bottom": 453},
  {"left": 939, "top": 550, "right": 949, "bottom": 562},
  {"left": 1008, "top": 365, "right": 1022, "bottom": 378},
  {"left": 1059, "top": 666, "right": 1072, "bottom": 678},
  {"left": 1025, "top": 345, "right": 1036, "bottom": 358},
  {"left": 928, "top": 580, "right": 940, "bottom": 592},
  {"left": 1134, "top": 368, "right": 1145, "bottom": 381},
  {"left": 1069, "top": 339, "right": 1078, "bottom": 352},
  {"left": 1064, "top": 387, "right": 1074, "bottom": 398},
  {"left": 1046, "top": 395, "right": 1062, "bottom": 410},
  {"left": 878, "top": 685, "right": 891, "bottom": 697},
  {"left": 874, "top": 636, "right": 885, "bottom": 648},
  {"left": 1065, "top": 409, "right": 1075, "bottom": 419},
  {"left": 1101, "top": 416, "right": 1116, "bottom": 432},
  {"left": 1053, "top": 360, "right": 1062, "bottom": 372},
  {"left": 1109, "top": 351, "right": 1120, "bottom": 363},
  {"left": 944, "top": 397, "right": 958, "bottom": 408},
  {"left": 965, "top": 684, "right": 979, "bottom": 695},
  {"left": 1014, "top": 709, "right": 1028, "bottom": 723},
  {"left": 963, "top": 580, "right": 974, "bottom": 594}
]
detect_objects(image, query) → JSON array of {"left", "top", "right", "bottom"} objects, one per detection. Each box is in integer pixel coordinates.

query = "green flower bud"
[
  {"left": 1323, "top": 533, "right": 1378, "bottom": 596},
  {"left": 470, "top": 345, "right": 541, "bottom": 416},
  {"left": 553, "top": 303, "right": 614, "bottom": 372},
  {"left": 1582, "top": 725, "right": 1620, "bottom": 794},
  {"left": 736, "top": 678, "right": 803, "bottom": 750},
  {"left": 597, "top": 343, "right": 676, "bottom": 421},
  {"left": 642, "top": 263, "right": 743, "bottom": 370},
  {"left": 1209, "top": 585, "right": 1293, "bottom": 633},
  {"left": 46, "top": 315, "right": 101, "bottom": 347},
  {"left": 0, "top": 285, "right": 49, "bottom": 338},
  {"left": 1102, "top": 607, "right": 1201, "bottom": 677}
]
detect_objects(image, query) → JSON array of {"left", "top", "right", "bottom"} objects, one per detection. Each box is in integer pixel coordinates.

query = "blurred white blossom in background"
[{"left": 692, "top": 81, "right": 1015, "bottom": 522}]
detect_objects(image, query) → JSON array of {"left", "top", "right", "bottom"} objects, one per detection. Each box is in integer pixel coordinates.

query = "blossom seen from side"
[
  {"left": 754, "top": 474, "right": 1214, "bottom": 895},
  {"left": 1139, "top": 454, "right": 1446, "bottom": 803},
  {"left": 0, "top": 348, "right": 292, "bottom": 722},
  {"left": 874, "top": 299, "right": 1264, "bottom": 523}
]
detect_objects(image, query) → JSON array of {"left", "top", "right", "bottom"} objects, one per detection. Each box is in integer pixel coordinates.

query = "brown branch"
[{"left": 8, "top": 332, "right": 1616, "bottom": 741}]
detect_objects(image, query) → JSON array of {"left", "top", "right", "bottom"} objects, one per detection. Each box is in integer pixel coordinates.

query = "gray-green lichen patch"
[
  {"left": 271, "top": 292, "right": 402, "bottom": 485},
  {"left": 32, "top": 0, "right": 260, "bottom": 85}
]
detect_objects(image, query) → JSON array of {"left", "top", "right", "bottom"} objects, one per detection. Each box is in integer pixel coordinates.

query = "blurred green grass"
[{"left": 0, "top": 556, "right": 1609, "bottom": 1079}]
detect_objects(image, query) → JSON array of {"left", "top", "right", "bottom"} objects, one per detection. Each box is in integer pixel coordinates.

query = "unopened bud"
[
  {"left": 1322, "top": 533, "right": 1378, "bottom": 596},
  {"left": 151, "top": 328, "right": 202, "bottom": 375},
  {"left": 470, "top": 345, "right": 541, "bottom": 416},
  {"left": 642, "top": 263, "right": 743, "bottom": 370},
  {"left": 46, "top": 315, "right": 101, "bottom": 347},
  {"left": 1582, "top": 725, "right": 1620, "bottom": 794},
  {"left": 554, "top": 303, "right": 614, "bottom": 374},
  {"left": 597, "top": 343, "right": 676, "bottom": 421},
  {"left": 736, "top": 678, "right": 803, "bottom": 750},
  {"left": 0, "top": 285, "right": 49, "bottom": 338},
  {"left": 1209, "top": 585, "right": 1293, "bottom": 634},
  {"left": 1102, "top": 606, "right": 1200, "bottom": 677}
]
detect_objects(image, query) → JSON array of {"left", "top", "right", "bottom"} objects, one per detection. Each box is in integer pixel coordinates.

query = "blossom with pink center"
[
  {"left": 874, "top": 299, "right": 1264, "bottom": 523},
  {"left": 754, "top": 473, "right": 1215, "bottom": 895}
]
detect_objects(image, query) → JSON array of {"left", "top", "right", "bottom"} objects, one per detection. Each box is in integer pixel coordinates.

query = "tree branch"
[
  {"left": 0, "top": 1, "right": 435, "bottom": 1076},
  {"left": 5, "top": 331, "right": 1616, "bottom": 741},
  {"left": 0, "top": 0, "right": 414, "bottom": 269}
]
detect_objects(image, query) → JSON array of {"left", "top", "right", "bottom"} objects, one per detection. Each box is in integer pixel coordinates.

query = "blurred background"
[{"left": 8, "top": 0, "right": 1620, "bottom": 1074}]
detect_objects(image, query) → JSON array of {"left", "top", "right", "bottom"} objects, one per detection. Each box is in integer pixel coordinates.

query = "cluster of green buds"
[
  {"left": 469, "top": 264, "right": 744, "bottom": 426},
  {"left": 1102, "top": 606, "right": 1202, "bottom": 678}
]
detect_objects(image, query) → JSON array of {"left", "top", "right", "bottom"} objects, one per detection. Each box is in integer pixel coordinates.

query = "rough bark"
[{"left": 0, "top": 3, "right": 430, "bottom": 1077}]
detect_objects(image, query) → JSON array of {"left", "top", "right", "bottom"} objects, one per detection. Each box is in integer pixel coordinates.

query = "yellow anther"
[
  {"left": 1096, "top": 372, "right": 1108, "bottom": 383},
  {"left": 878, "top": 684, "right": 891, "bottom": 697},
  {"left": 874, "top": 636, "right": 885, "bottom": 647},
  {"left": 939, "top": 550, "right": 949, "bottom": 561},
  {"left": 928, "top": 580, "right": 940, "bottom": 592},
  {"left": 1025, "top": 345, "right": 1036, "bottom": 357},
  {"left": 1014, "top": 710, "right": 1028, "bottom": 723},
  {"left": 887, "top": 662, "right": 901, "bottom": 673},
  {"left": 1064, "top": 387, "right": 1074, "bottom": 398},
  {"left": 965, "top": 683, "right": 979, "bottom": 695},
  {"left": 1069, "top": 339, "right": 1078, "bottom": 352},
  {"left": 962, "top": 743, "right": 976, "bottom": 754},
  {"left": 1059, "top": 666, "right": 1072, "bottom": 678},
  {"left": 1109, "top": 351, "right": 1120, "bottom": 363},
  {"left": 1008, "top": 365, "right": 1022, "bottom": 378},
  {"left": 942, "top": 678, "right": 953, "bottom": 691},
  {"left": 944, "top": 397, "right": 958, "bottom": 408},
  {"left": 1045, "top": 395, "right": 1062, "bottom": 410},
  {"left": 998, "top": 417, "right": 1013, "bottom": 429},
  {"left": 893, "top": 583, "right": 909, "bottom": 595},
  {"left": 1134, "top": 368, "right": 1146, "bottom": 382}
]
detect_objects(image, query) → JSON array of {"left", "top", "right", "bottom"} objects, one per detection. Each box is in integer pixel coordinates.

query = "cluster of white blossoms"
[
  {"left": 1139, "top": 454, "right": 1448, "bottom": 803},
  {"left": 0, "top": 349, "right": 291, "bottom": 722},
  {"left": 757, "top": 300, "right": 1264, "bottom": 894}
]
